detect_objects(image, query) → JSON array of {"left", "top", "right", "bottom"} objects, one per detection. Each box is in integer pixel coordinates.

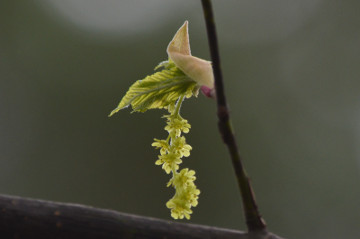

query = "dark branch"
[
  {"left": 201, "top": 0, "right": 267, "bottom": 232},
  {"left": 0, "top": 194, "right": 284, "bottom": 239}
]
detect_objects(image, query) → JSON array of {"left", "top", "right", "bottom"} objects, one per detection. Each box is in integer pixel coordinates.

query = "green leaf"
[{"left": 109, "top": 61, "right": 199, "bottom": 116}]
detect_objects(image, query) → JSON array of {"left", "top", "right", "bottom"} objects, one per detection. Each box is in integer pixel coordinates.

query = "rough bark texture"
[{"left": 0, "top": 194, "right": 284, "bottom": 239}]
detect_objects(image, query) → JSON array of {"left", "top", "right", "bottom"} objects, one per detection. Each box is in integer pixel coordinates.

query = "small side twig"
[{"left": 201, "top": 0, "right": 267, "bottom": 232}]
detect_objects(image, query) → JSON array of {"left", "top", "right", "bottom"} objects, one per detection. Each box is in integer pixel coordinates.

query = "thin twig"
[
  {"left": 0, "top": 194, "right": 285, "bottom": 239},
  {"left": 201, "top": 0, "right": 267, "bottom": 232}
]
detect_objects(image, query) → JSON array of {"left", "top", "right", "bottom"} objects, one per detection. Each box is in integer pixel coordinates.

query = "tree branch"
[
  {"left": 201, "top": 0, "right": 267, "bottom": 232},
  {"left": 0, "top": 194, "right": 284, "bottom": 239}
]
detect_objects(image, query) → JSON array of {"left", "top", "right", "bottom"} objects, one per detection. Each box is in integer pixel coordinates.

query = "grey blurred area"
[{"left": 0, "top": 0, "right": 359, "bottom": 238}]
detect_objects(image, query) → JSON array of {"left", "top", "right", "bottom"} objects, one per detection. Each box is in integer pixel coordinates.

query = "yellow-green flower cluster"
[
  {"left": 152, "top": 97, "right": 200, "bottom": 220},
  {"left": 166, "top": 168, "right": 200, "bottom": 219}
]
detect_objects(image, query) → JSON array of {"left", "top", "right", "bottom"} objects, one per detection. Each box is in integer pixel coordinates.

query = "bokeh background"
[{"left": 1, "top": 0, "right": 359, "bottom": 238}]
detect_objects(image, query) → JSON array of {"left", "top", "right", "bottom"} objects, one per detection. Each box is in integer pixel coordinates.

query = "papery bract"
[{"left": 167, "top": 21, "right": 214, "bottom": 90}]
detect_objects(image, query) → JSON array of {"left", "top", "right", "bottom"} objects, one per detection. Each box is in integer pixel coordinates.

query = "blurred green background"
[{"left": 1, "top": 0, "right": 359, "bottom": 238}]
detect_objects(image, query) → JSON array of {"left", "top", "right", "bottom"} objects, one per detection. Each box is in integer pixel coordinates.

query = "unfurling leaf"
[{"left": 109, "top": 61, "right": 199, "bottom": 115}]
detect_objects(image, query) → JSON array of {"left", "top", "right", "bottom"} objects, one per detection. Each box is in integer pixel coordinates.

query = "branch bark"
[
  {"left": 0, "top": 194, "right": 284, "bottom": 239},
  {"left": 201, "top": 0, "right": 267, "bottom": 232}
]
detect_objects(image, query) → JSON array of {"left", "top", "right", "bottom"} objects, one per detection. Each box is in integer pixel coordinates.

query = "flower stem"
[
  {"left": 170, "top": 95, "right": 185, "bottom": 174},
  {"left": 174, "top": 95, "right": 185, "bottom": 116},
  {"left": 201, "top": 0, "right": 267, "bottom": 232}
]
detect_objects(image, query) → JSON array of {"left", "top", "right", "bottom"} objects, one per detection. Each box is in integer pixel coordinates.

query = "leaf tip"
[{"left": 108, "top": 109, "right": 118, "bottom": 117}]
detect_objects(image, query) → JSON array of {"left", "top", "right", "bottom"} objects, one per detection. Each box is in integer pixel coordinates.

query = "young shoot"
[{"left": 109, "top": 21, "right": 214, "bottom": 219}]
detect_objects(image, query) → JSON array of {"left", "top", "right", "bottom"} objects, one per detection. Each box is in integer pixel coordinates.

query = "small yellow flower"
[
  {"left": 156, "top": 152, "right": 182, "bottom": 174},
  {"left": 164, "top": 116, "right": 191, "bottom": 137},
  {"left": 172, "top": 136, "right": 192, "bottom": 157},
  {"left": 166, "top": 198, "right": 193, "bottom": 220},
  {"left": 152, "top": 139, "right": 169, "bottom": 155},
  {"left": 173, "top": 168, "right": 196, "bottom": 187}
]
